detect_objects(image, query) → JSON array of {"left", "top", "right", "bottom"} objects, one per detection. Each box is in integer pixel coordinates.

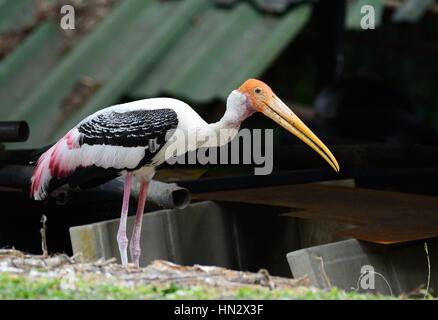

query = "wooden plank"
[
  {"left": 193, "top": 184, "right": 438, "bottom": 244},
  {"left": 338, "top": 223, "right": 438, "bottom": 244}
]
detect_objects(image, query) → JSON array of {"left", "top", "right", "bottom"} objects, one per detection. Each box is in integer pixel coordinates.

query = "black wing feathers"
[
  {"left": 78, "top": 108, "right": 178, "bottom": 148},
  {"left": 48, "top": 108, "right": 178, "bottom": 191}
]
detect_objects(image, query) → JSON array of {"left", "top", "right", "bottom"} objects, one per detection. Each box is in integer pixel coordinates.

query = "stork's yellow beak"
[{"left": 262, "top": 95, "right": 340, "bottom": 172}]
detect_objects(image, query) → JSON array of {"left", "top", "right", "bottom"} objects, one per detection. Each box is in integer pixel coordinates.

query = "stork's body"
[{"left": 30, "top": 79, "right": 339, "bottom": 267}]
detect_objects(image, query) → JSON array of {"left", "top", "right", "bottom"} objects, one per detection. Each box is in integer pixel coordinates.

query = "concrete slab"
[
  {"left": 70, "top": 200, "right": 301, "bottom": 276},
  {"left": 70, "top": 201, "right": 240, "bottom": 268},
  {"left": 287, "top": 238, "right": 438, "bottom": 296}
]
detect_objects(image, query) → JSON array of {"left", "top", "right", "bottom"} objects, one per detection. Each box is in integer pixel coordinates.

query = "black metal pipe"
[
  {"left": 0, "top": 121, "right": 29, "bottom": 142},
  {"left": 53, "top": 179, "right": 191, "bottom": 209},
  {"left": 0, "top": 164, "right": 191, "bottom": 209},
  {"left": 0, "top": 165, "right": 33, "bottom": 189}
]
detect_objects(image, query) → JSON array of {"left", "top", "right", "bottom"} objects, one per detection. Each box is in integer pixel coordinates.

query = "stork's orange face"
[
  {"left": 238, "top": 79, "right": 274, "bottom": 113},
  {"left": 237, "top": 79, "right": 340, "bottom": 172}
]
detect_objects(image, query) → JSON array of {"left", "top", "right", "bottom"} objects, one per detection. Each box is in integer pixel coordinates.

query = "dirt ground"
[{"left": 0, "top": 249, "right": 320, "bottom": 299}]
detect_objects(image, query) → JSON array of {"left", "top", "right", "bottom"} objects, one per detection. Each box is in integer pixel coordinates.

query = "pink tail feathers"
[
  {"left": 30, "top": 130, "right": 80, "bottom": 200},
  {"left": 30, "top": 147, "right": 53, "bottom": 200}
]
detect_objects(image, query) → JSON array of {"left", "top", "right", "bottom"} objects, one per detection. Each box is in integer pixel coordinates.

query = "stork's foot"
[
  {"left": 129, "top": 238, "right": 141, "bottom": 268},
  {"left": 128, "top": 179, "right": 149, "bottom": 268},
  {"left": 117, "top": 172, "right": 132, "bottom": 267},
  {"left": 117, "top": 231, "right": 129, "bottom": 267},
  {"left": 129, "top": 214, "right": 143, "bottom": 267}
]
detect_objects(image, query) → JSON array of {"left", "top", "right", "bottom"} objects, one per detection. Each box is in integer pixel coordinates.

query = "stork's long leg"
[
  {"left": 129, "top": 179, "right": 149, "bottom": 267},
  {"left": 116, "top": 172, "right": 133, "bottom": 266}
]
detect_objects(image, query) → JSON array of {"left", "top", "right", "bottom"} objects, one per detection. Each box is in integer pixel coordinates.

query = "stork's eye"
[{"left": 255, "top": 88, "right": 262, "bottom": 94}]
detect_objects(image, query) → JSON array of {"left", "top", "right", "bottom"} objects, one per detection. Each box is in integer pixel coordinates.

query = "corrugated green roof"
[
  {"left": 130, "top": 2, "right": 311, "bottom": 103},
  {"left": 0, "top": 0, "right": 36, "bottom": 32},
  {"left": 0, "top": 0, "right": 312, "bottom": 148}
]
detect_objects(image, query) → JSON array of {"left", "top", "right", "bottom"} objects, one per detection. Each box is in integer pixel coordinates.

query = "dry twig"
[{"left": 315, "top": 256, "right": 332, "bottom": 288}]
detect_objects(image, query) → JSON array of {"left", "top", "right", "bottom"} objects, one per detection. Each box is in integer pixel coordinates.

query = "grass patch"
[{"left": 0, "top": 272, "right": 397, "bottom": 300}]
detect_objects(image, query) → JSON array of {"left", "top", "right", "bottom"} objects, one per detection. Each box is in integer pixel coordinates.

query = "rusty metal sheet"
[{"left": 193, "top": 184, "right": 438, "bottom": 244}]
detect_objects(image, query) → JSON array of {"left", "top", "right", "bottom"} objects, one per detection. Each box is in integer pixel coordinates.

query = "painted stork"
[{"left": 30, "top": 79, "right": 339, "bottom": 267}]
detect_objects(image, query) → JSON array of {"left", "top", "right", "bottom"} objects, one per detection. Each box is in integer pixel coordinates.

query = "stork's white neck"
[
  {"left": 201, "top": 90, "right": 255, "bottom": 147},
  {"left": 211, "top": 90, "right": 254, "bottom": 130}
]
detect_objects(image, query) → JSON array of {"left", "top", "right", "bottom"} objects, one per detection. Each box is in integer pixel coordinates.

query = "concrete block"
[
  {"left": 70, "top": 200, "right": 301, "bottom": 276},
  {"left": 287, "top": 238, "right": 438, "bottom": 296},
  {"left": 70, "top": 201, "right": 240, "bottom": 268}
]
